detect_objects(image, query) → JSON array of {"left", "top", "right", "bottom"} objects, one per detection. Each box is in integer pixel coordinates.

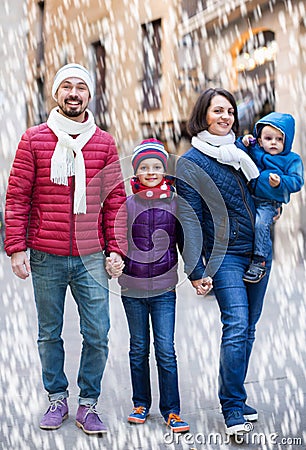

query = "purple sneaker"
[
  {"left": 76, "top": 404, "right": 107, "bottom": 435},
  {"left": 40, "top": 397, "right": 68, "bottom": 430}
]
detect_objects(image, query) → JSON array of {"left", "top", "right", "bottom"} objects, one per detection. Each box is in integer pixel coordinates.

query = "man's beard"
[{"left": 58, "top": 101, "right": 87, "bottom": 118}]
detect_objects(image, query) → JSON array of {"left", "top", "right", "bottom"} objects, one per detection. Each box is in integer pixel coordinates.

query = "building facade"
[
  {"left": 26, "top": 0, "right": 306, "bottom": 259},
  {"left": 0, "top": 0, "right": 27, "bottom": 208}
]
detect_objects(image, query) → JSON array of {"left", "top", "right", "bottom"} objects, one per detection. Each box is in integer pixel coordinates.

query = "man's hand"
[
  {"left": 11, "top": 251, "right": 31, "bottom": 279},
  {"left": 191, "top": 276, "right": 213, "bottom": 296},
  {"left": 105, "top": 252, "right": 125, "bottom": 278},
  {"left": 269, "top": 173, "right": 281, "bottom": 188}
]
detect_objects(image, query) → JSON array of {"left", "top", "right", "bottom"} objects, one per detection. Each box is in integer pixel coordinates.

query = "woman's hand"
[{"left": 191, "top": 276, "right": 213, "bottom": 296}]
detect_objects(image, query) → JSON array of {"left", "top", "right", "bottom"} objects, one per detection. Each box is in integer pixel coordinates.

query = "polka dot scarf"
[{"left": 130, "top": 176, "right": 175, "bottom": 200}]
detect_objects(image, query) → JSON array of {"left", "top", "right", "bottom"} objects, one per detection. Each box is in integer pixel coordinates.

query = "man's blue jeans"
[
  {"left": 254, "top": 198, "right": 280, "bottom": 260},
  {"left": 122, "top": 290, "right": 180, "bottom": 419},
  {"left": 30, "top": 250, "right": 110, "bottom": 405},
  {"left": 212, "top": 253, "right": 271, "bottom": 417}
]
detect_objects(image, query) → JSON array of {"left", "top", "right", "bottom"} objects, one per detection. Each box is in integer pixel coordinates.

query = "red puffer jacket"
[{"left": 5, "top": 123, "right": 127, "bottom": 257}]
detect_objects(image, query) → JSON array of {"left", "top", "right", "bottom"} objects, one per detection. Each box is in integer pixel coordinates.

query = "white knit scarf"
[
  {"left": 191, "top": 130, "right": 259, "bottom": 181},
  {"left": 47, "top": 107, "right": 96, "bottom": 214}
]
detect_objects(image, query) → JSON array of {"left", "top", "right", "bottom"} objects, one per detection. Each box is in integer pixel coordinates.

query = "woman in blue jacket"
[
  {"left": 176, "top": 88, "right": 270, "bottom": 436},
  {"left": 237, "top": 112, "right": 304, "bottom": 282}
]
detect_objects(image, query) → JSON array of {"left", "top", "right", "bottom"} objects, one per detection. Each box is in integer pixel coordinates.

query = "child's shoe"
[
  {"left": 165, "top": 413, "right": 190, "bottom": 433},
  {"left": 39, "top": 397, "right": 68, "bottom": 430},
  {"left": 243, "top": 261, "right": 266, "bottom": 283},
  {"left": 128, "top": 406, "right": 149, "bottom": 424}
]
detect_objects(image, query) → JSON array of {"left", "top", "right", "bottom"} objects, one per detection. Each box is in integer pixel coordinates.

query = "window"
[
  {"left": 181, "top": 0, "right": 206, "bottom": 18},
  {"left": 141, "top": 19, "right": 162, "bottom": 111},
  {"left": 36, "top": 1, "right": 45, "bottom": 67},
  {"left": 33, "top": 76, "right": 46, "bottom": 125},
  {"left": 236, "top": 31, "right": 276, "bottom": 133},
  {"left": 236, "top": 30, "right": 276, "bottom": 74},
  {"left": 92, "top": 42, "right": 108, "bottom": 130}
]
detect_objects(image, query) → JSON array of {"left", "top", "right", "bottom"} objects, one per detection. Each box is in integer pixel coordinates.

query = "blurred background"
[
  {"left": 1, "top": 0, "right": 305, "bottom": 260},
  {"left": 1, "top": 3, "right": 305, "bottom": 449}
]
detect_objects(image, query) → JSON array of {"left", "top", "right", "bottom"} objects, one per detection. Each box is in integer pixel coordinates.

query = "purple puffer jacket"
[{"left": 119, "top": 194, "right": 178, "bottom": 293}]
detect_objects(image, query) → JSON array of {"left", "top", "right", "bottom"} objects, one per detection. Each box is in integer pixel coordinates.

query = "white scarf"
[
  {"left": 191, "top": 130, "right": 259, "bottom": 181},
  {"left": 47, "top": 107, "right": 96, "bottom": 214}
]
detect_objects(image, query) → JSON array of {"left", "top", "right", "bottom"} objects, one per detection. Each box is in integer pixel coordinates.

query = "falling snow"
[{"left": 1, "top": 0, "right": 306, "bottom": 449}]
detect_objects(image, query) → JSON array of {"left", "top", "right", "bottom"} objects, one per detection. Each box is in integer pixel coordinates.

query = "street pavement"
[{"left": 0, "top": 251, "right": 305, "bottom": 450}]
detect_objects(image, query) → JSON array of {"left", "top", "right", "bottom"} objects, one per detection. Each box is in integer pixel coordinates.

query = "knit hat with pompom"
[{"left": 131, "top": 138, "right": 168, "bottom": 174}]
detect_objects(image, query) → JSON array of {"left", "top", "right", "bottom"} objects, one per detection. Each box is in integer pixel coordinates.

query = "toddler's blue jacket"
[{"left": 236, "top": 112, "right": 304, "bottom": 203}]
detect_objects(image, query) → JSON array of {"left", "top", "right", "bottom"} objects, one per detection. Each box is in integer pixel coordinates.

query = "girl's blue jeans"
[
  {"left": 30, "top": 249, "right": 110, "bottom": 405},
  {"left": 122, "top": 290, "right": 180, "bottom": 419},
  {"left": 212, "top": 253, "right": 271, "bottom": 417}
]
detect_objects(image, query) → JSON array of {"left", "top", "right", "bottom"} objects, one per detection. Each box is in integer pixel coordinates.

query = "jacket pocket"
[
  {"left": 228, "top": 218, "right": 239, "bottom": 244},
  {"left": 214, "top": 216, "right": 239, "bottom": 245}
]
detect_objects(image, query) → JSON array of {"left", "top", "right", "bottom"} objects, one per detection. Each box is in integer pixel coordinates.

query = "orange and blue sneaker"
[
  {"left": 128, "top": 406, "right": 149, "bottom": 424},
  {"left": 165, "top": 413, "right": 190, "bottom": 433}
]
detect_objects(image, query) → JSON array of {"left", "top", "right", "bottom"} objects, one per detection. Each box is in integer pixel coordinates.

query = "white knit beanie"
[{"left": 52, "top": 63, "right": 94, "bottom": 100}]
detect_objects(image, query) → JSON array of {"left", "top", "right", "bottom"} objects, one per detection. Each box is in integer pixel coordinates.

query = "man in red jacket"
[{"left": 5, "top": 63, "right": 127, "bottom": 434}]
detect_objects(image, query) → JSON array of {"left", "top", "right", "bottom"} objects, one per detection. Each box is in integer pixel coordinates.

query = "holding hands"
[
  {"left": 191, "top": 276, "right": 213, "bottom": 296},
  {"left": 105, "top": 251, "right": 125, "bottom": 278}
]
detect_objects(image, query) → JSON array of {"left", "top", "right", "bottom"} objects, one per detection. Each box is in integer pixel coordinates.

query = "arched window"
[{"left": 236, "top": 30, "right": 276, "bottom": 134}]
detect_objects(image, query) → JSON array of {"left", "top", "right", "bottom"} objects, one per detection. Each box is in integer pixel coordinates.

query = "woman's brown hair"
[{"left": 187, "top": 87, "right": 239, "bottom": 137}]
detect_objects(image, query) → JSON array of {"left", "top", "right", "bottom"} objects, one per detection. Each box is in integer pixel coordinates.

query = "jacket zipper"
[
  {"left": 232, "top": 168, "right": 255, "bottom": 233},
  {"left": 70, "top": 177, "right": 75, "bottom": 255},
  {"left": 149, "top": 205, "right": 154, "bottom": 290}
]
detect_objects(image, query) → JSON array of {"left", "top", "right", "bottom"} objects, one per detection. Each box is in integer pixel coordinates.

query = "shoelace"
[
  {"left": 84, "top": 403, "right": 101, "bottom": 419},
  {"left": 49, "top": 398, "right": 65, "bottom": 412},
  {"left": 133, "top": 406, "right": 146, "bottom": 415},
  {"left": 167, "top": 413, "right": 183, "bottom": 425}
]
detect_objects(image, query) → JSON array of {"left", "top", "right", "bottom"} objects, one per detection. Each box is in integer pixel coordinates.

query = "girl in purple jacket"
[{"left": 118, "top": 139, "right": 189, "bottom": 433}]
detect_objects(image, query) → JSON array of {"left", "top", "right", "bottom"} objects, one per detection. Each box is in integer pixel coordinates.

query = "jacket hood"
[{"left": 254, "top": 112, "right": 295, "bottom": 156}]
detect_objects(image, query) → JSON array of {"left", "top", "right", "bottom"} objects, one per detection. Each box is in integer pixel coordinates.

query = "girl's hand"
[{"left": 191, "top": 277, "right": 213, "bottom": 296}]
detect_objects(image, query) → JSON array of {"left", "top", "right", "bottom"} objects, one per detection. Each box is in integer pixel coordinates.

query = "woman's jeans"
[
  {"left": 254, "top": 198, "right": 280, "bottom": 260},
  {"left": 122, "top": 290, "right": 180, "bottom": 419},
  {"left": 30, "top": 250, "right": 110, "bottom": 405},
  {"left": 212, "top": 253, "right": 271, "bottom": 417}
]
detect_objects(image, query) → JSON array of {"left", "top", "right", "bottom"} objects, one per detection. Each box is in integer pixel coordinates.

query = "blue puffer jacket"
[
  {"left": 176, "top": 148, "right": 256, "bottom": 280},
  {"left": 236, "top": 112, "right": 304, "bottom": 203},
  {"left": 119, "top": 194, "right": 178, "bottom": 293}
]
